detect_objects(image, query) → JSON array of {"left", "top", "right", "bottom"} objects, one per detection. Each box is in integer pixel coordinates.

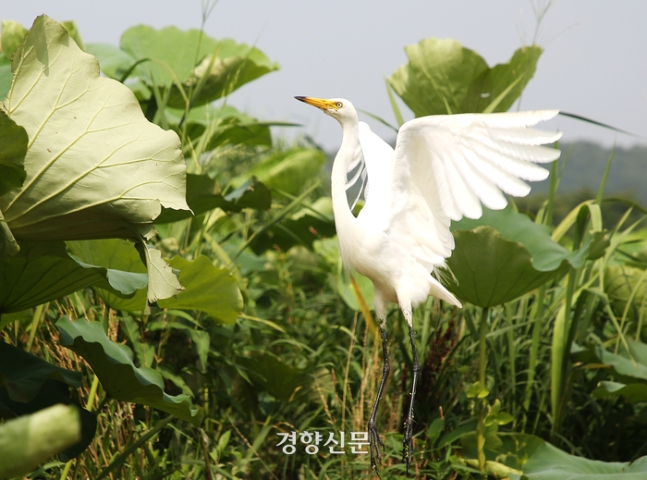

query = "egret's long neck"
[{"left": 331, "top": 121, "right": 362, "bottom": 239}]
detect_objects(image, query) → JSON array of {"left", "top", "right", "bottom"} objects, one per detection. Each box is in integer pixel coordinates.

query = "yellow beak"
[{"left": 294, "top": 96, "right": 338, "bottom": 110}]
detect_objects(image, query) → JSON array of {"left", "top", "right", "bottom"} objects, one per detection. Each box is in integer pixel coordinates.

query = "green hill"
[
  {"left": 515, "top": 141, "right": 647, "bottom": 227},
  {"left": 532, "top": 141, "right": 647, "bottom": 203}
]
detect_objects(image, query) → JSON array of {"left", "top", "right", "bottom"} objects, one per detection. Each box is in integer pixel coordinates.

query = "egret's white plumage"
[
  {"left": 299, "top": 97, "right": 560, "bottom": 316},
  {"left": 295, "top": 96, "right": 561, "bottom": 473}
]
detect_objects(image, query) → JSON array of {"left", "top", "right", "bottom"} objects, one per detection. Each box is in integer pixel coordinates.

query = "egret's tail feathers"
[{"left": 429, "top": 276, "right": 462, "bottom": 308}]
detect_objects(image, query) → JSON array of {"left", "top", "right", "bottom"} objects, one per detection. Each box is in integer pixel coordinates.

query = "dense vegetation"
[{"left": 1, "top": 13, "right": 647, "bottom": 480}]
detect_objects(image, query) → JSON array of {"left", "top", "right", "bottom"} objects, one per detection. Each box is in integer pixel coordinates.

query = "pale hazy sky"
[{"left": 6, "top": 1, "right": 647, "bottom": 150}]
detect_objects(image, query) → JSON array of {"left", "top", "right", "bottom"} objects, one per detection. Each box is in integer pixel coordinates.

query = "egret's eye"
[{"left": 336, "top": 102, "right": 343, "bottom": 108}]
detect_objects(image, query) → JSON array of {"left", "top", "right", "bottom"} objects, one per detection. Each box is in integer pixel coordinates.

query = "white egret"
[{"left": 295, "top": 96, "right": 560, "bottom": 474}]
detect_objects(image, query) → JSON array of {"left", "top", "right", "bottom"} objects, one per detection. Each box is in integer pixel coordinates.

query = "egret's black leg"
[
  {"left": 368, "top": 326, "right": 390, "bottom": 477},
  {"left": 402, "top": 321, "right": 419, "bottom": 475}
]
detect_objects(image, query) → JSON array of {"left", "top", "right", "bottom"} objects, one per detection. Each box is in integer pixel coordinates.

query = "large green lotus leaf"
[
  {"left": 521, "top": 441, "right": 647, "bottom": 479},
  {"left": 0, "top": 241, "right": 139, "bottom": 314},
  {"left": 156, "top": 175, "right": 271, "bottom": 224},
  {"left": 119, "top": 316, "right": 155, "bottom": 369},
  {"left": 446, "top": 207, "right": 589, "bottom": 307},
  {"left": 0, "top": 109, "right": 28, "bottom": 198},
  {"left": 56, "top": 316, "right": 203, "bottom": 426},
  {"left": 90, "top": 251, "right": 243, "bottom": 319},
  {"left": 235, "top": 147, "right": 327, "bottom": 198},
  {"left": 66, "top": 238, "right": 148, "bottom": 312},
  {"left": 388, "top": 38, "right": 541, "bottom": 116},
  {"left": 67, "top": 238, "right": 148, "bottom": 294},
  {"left": 99, "top": 288, "right": 146, "bottom": 315},
  {"left": 1, "top": 16, "right": 189, "bottom": 241},
  {"left": 120, "top": 25, "right": 278, "bottom": 107},
  {"left": 451, "top": 206, "right": 588, "bottom": 272},
  {"left": 120, "top": 25, "right": 220, "bottom": 87},
  {"left": 0, "top": 340, "right": 80, "bottom": 402},
  {"left": 1, "top": 19, "right": 84, "bottom": 59},
  {"left": 158, "top": 255, "right": 243, "bottom": 324},
  {"left": 0, "top": 16, "right": 188, "bottom": 303},
  {"left": 166, "top": 49, "right": 278, "bottom": 108},
  {"left": 250, "top": 197, "right": 336, "bottom": 254},
  {"left": 446, "top": 227, "right": 567, "bottom": 308}
]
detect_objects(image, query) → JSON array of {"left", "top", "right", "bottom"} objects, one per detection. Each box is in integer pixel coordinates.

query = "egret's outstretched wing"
[{"left": 389, "top": 110, "right": 561, "bottom": 263}]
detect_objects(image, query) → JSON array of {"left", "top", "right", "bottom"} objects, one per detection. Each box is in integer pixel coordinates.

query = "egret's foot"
[
  {"left": 368, "top": 421, "right": 384, "bottom": 477},
  {"left": 402, "top": 417, "right": 414, "bottom": 475}
]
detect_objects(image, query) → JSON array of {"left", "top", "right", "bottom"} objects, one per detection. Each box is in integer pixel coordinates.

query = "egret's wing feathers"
[
  {"left": 346, "top": 122, "right": 395, "bottom": 210},
  {"left": 344, "top": 122, "right": 380, "bottom": 210},
  {"left": 359, "top": 122, "right": 395, "bottom": 189},
  {"left": 347, "top": 166, "right": 367, "bottom": 211},
  {"left": 389, "top": 110, "right": 561, "bottom": 259}
]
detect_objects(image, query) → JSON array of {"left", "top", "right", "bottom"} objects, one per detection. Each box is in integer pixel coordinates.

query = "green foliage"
[
  {"left": 592, "top": 381, "right": 647, "bottom": 403},
  {"left": 0, "top": 111, "right": 27, "bottom": 255},
  {"left": 447, "top": 207, "right": 589, "bottom": 307},
  {"left": 0, "top": 110, "right": 27, "bottom": 198},
  {"left": 0, "top": 340, "right": 81, "bottom": 399},
  {"left": 0, "top": 54, "right": 11, "bottom": 103},
  {"left": 388, "top": 38, "right": 541, "bottom": 116},
  {"left": 574, "top": 340, "right": 647, "bottom": 405},
  {"left": 0, "top": 14, "right": 263, "bottom": 470},
  {"left": 0, "top": 342, "right": 96, "bottom": 463},
  {"left": 66, "top": 240, "right": 149, "bottom": 296},
  {"left": 0, "top": 20, "right": 27, "bottom": 61},
  {"left": 250, "top": 197, "right": 335, "bottom": 254},
  {"left": 156, "top": 174, "right": 272, "bottom": 224},
  {"left": 447, "top": 227, "right": 565, "bottom": 307},
  {"left": 67, "top": 238, "right": 149, "bottom": 311},
  {"left": 527, "top": 142, "right": 647, "bottom": 207},
  {"left": 158, "top": 255, "right": 243, "bottom": 324},
  {"left": 2, "top": 16, "right": 188, "bottom": 242},
  {"left": 522, "top": 442, "right": 647, "bottom": 479},
  {"left": 56, "top": 316, "right": 204, "bottom": 426},
  {"left": 91, "top": 24, "right": 278, "bottom": 108},
  {"left": 605, "top": 264, "right": 647, "bottom": 322},
  {"left": 0, "top": 241, "right": 140, "bottom": 314},
  {"left": 234, "top": 147, "right": 327, "bottom": 197},
  {"left": 0, "top": 405, "right": 81, "bottom": 479},
  {"left": 0, "top": 15, "right": 191, "bottom": 305},
  {"left": 1, "top": 10, "right": 646, "bottom": 480}
]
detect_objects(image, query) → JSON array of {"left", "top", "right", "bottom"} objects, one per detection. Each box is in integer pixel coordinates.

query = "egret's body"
[{"left": 296, "top": 96, "right": 560, "bottom": 474}]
